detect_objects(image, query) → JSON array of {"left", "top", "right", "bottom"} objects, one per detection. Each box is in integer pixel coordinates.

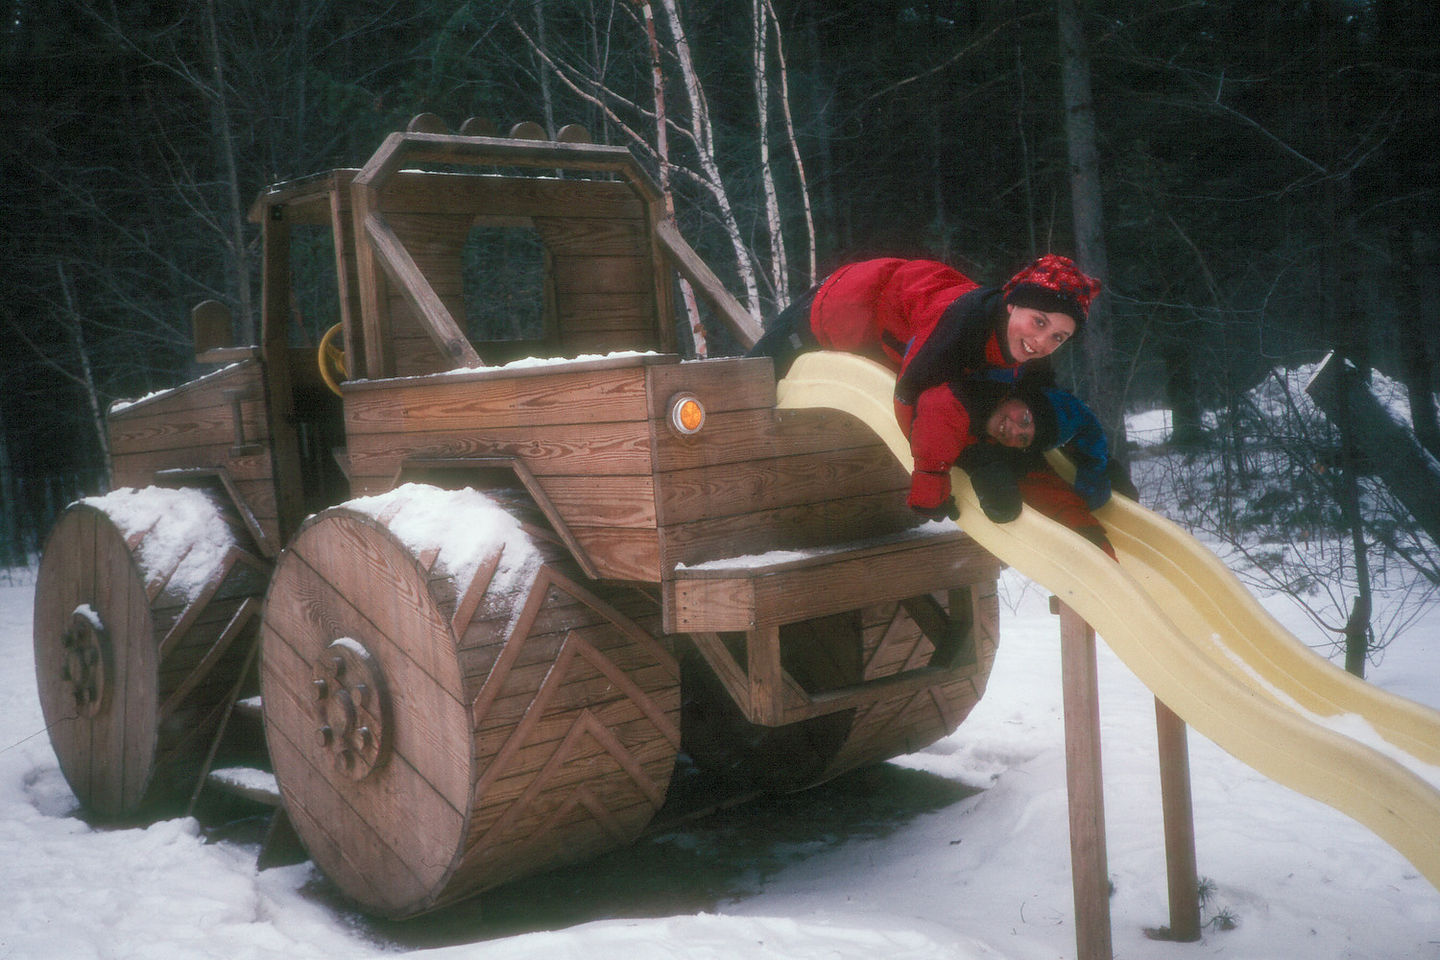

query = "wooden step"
[{"left": 664, "top": 523, "right": 997, "bottom": 631}]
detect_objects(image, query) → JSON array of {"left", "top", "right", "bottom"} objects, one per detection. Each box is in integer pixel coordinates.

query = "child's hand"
[
  {"left": 961, "top": 460, "right": 1019, "bottom": 521},
  {"left": 967, "top": 459, "right": 1022, "bottom": 523}
]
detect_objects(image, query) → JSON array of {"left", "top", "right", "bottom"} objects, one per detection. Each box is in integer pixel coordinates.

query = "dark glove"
[
  {"left": 911, "top": 495, "right": 959, "bottom": 522},
  {"left": 1107, "top": 458, "right": 1139, "bottom": 502},
  {"left": 966, "top": 457, "right": 1022, "bottom": 523}
]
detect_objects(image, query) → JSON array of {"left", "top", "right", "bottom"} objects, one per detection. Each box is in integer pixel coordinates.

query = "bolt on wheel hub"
[
  {"left": 311, "top": 638, "right": 392, "bottom": 780},
  {"left": 60, "top": 606, "right": 110, "bottom": 718}
]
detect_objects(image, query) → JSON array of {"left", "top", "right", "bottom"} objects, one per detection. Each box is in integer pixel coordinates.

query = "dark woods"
[{"left": 2, "top": 0, "right": 1438, "bottom": 568}]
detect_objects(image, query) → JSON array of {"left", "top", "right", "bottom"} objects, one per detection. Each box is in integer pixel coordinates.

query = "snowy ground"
[
  {"left": 3, "top": 552, "right": 1438, "bottom": 960},
  {"left": 4, "top": 393, "right": 1439, "bottom": 959}
]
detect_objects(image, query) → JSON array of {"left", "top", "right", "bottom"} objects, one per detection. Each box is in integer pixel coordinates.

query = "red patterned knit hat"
[{"left": 1002, "top": 254, "right": 1101, "bottom": 326}]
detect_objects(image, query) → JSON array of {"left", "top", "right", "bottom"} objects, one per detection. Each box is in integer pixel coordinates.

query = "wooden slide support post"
[
  {"left": 1054, "top": 598, "right": 1203, "bottom": 956},
  {"left": 1155, "top": 698, "right": 1202, "bottom": 942},
  {"left": 1055, "top": 598, "right": 1113, "bottom": 960}
]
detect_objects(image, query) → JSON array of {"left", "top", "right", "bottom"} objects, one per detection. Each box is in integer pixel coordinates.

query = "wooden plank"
[
  {"left": 653, "top": 407, "right": 881, "bottom": 473},
  {"left": 666, "top": 534, "right": 995, "bottom": 631},
  {"left": 780, "top": 663, "right": 970, "bottom": 725},
  {"left": 344, "top": 420, "right": 654, "bottom": 480},
  {"left": 643, "top": 191, "right": 677, "bottom": 356},
  {"left": 551, "top": 255, "right": 653, "bottom": 295},
  {"left": 1058, "top": 601, "right": 1114, "bottom": 960},
  {"left": 747, "top": 625, "right": 784, "bottom": 726},
  {"left": 331, "top": 181, "right": 366, "bottom": 386},
  {"left": 112, "top": 453, "right": 276, "bottom": 508},
  {"left": 547, "top": 292, "right": 654, "bottom": 332},
  {"left": 116, "top": 518, "right": 158, "bottom": 811},
  {"left": 158, "top": 597, "right": 258, "bottom": 720},
  {"left": 364, "top": 211, "right": 481, "bottom": 370},
  {"left": 654, "top": 445, "right": 906, "bottom": 526},
  {"left": 353, "top": 176, "right": 393, "bottom": 379},
  {"left": 645, "top": 356, "right": 776, "bottom": 417},
  {"left": 384, "top": 211, "right": 473, "bottom": 262},
  {"left": 570, "top": 525, "right": 660, "bottom": 582},
  {"left": 343, "top": 361, "right": 656, "bottom": 432},
  {"left": 89, "top": 513, "right": 128, "bottom": 814},
  {"left": 659, "top": 489, "right": 929, "bottom": 573},
  {"left": 259, "top": 210, "right": 308, "bottom": 544},
  {"left": 532, "top": 217, "right": 649, "bottom": 257},
  {"left": 653, "top": 218, "right": 760, "bottom": 347},
  {"left": 379, "top": 168, "right": 648, "bottom": 220},
  {"left": 106, "top": 361, "right": 263, "bottom": 423},
  {"left": 109, "top": 397, "right": 269, "bottom": 455}
]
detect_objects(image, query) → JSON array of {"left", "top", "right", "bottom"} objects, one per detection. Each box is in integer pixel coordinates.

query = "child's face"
[
  {"left": 986, "top": 397, "right": 1035, "bottom": 449},
  {"left": 1005, "top": 305, "right": 1076, "bottom": 361}
]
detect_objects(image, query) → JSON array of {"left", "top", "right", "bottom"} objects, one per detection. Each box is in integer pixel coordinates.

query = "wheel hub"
[
  {"left": 311, "top": 638, "right": 391, "bottom": 780},
  {"left": 60, "top": 606, "right": 110, "bottom": 718}
]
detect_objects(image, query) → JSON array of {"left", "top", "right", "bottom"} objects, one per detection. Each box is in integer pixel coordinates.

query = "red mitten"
[{"left": 907, "top": 459, "right": 952, "bottom": 511}]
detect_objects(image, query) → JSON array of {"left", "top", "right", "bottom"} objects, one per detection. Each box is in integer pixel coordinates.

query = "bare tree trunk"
[
  {"left": 57, "top": 261, "right": 113, "bottom": 481},
  {"left": 535, "top": 0, "right": 556, "bottom": 136},
  {"left": 1014, "top": 16, "right": 1038, "bottom": 257},
  {"left": 1056, "top": 0, "right": 1126, "bottom": 454},
  {"left": 0, "top": 405, "right": 24, "bottom": 567},
  {"left": 764, "top": 0, "right": 816, "bottom": 286},
  {"left": 752, "top": 0, "right": 788, "bottom": 305},
  {"left": 202, "top": 0, "right": 255, "bottom": 344},
  {"left": 637, "top": 0, "right": 707, "bottom": 355},
  {"left": 657, "top": 0, "right": 763, "bottom": 324}
]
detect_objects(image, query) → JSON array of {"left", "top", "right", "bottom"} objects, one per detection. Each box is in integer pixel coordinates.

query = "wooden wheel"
[
  {"left": 33, "top": 488, "right": 269, "bottom": 818},
  {"left": 260, "top": 486, "right": 681, "bottom": 917}
]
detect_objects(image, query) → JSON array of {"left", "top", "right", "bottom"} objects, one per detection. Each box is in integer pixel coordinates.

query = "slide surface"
[{"left": 777, "top": 351, "right": 1440, "bottom": 891}]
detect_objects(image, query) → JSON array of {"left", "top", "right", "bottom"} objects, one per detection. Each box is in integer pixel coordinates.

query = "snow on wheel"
[
  {"left": 33, "top": 486, "right": 269, "bottom": 818},
  {"left": 259, "top": 484, "right": 682, "bottom": 918}
]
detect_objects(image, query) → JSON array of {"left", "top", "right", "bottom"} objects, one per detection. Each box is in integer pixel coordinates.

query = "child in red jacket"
[
  {"left": 749, "top": 253, "right": 1102, "bottom": 513},
  {"left": 904, "top": 378, "right": 1120, "bottom": 558},
  {"left": 749, "top": 255, "right": 1097, "bottom": 382}
]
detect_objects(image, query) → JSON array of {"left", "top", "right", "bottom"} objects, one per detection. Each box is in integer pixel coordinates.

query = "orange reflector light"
[{"left": 669, "top": 394, "right": 706, "bottom": 435}]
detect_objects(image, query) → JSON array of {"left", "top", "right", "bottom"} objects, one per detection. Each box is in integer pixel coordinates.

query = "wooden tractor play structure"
[{"left": 33, "top": 117, "right": 1002, "bottom": 918}]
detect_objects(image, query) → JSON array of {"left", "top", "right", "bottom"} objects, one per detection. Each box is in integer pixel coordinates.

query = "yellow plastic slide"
[{"left": 776, "top": 351, "right": 1440, "bottom": 891}]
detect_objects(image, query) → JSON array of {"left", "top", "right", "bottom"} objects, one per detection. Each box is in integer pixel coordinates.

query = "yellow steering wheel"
[{"left": 317, "top": 322, "right": 348, "bottom": 396}]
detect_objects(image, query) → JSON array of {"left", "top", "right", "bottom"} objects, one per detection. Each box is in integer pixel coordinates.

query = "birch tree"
[
  {"left": 752, "top": 0, "right": 788, "bottom": 304},
  {"left": 655, "top": 0, "right": 762, "bottom": 323},
  {"left": 637, "top": 0, "right": 707, "bottom": 355}
]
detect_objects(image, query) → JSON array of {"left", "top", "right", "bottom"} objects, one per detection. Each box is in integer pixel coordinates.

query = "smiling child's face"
[
  {"left": 1005, "top": 304, "right": 1076, "bottom": 361},
  {"left": 985, "top": 397, "right": 1035, "bottom": 449}
]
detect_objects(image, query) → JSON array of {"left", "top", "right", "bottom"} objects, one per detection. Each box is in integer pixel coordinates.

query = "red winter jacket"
[
  {"left": 804, "top": 259, "right": 1034, "bottom": 514},
  {"left": 808, "top": 259, "right": 980, "bottom": 370}
]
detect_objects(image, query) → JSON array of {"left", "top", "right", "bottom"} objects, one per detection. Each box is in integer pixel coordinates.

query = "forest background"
[{"left": 2, "top": 0, "right": 1438, "bottom": 667}]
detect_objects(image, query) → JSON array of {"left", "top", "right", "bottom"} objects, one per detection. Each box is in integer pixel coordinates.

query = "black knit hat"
[{"left": 1017, "top": 383, "right": 1059, "bottom": 450}]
